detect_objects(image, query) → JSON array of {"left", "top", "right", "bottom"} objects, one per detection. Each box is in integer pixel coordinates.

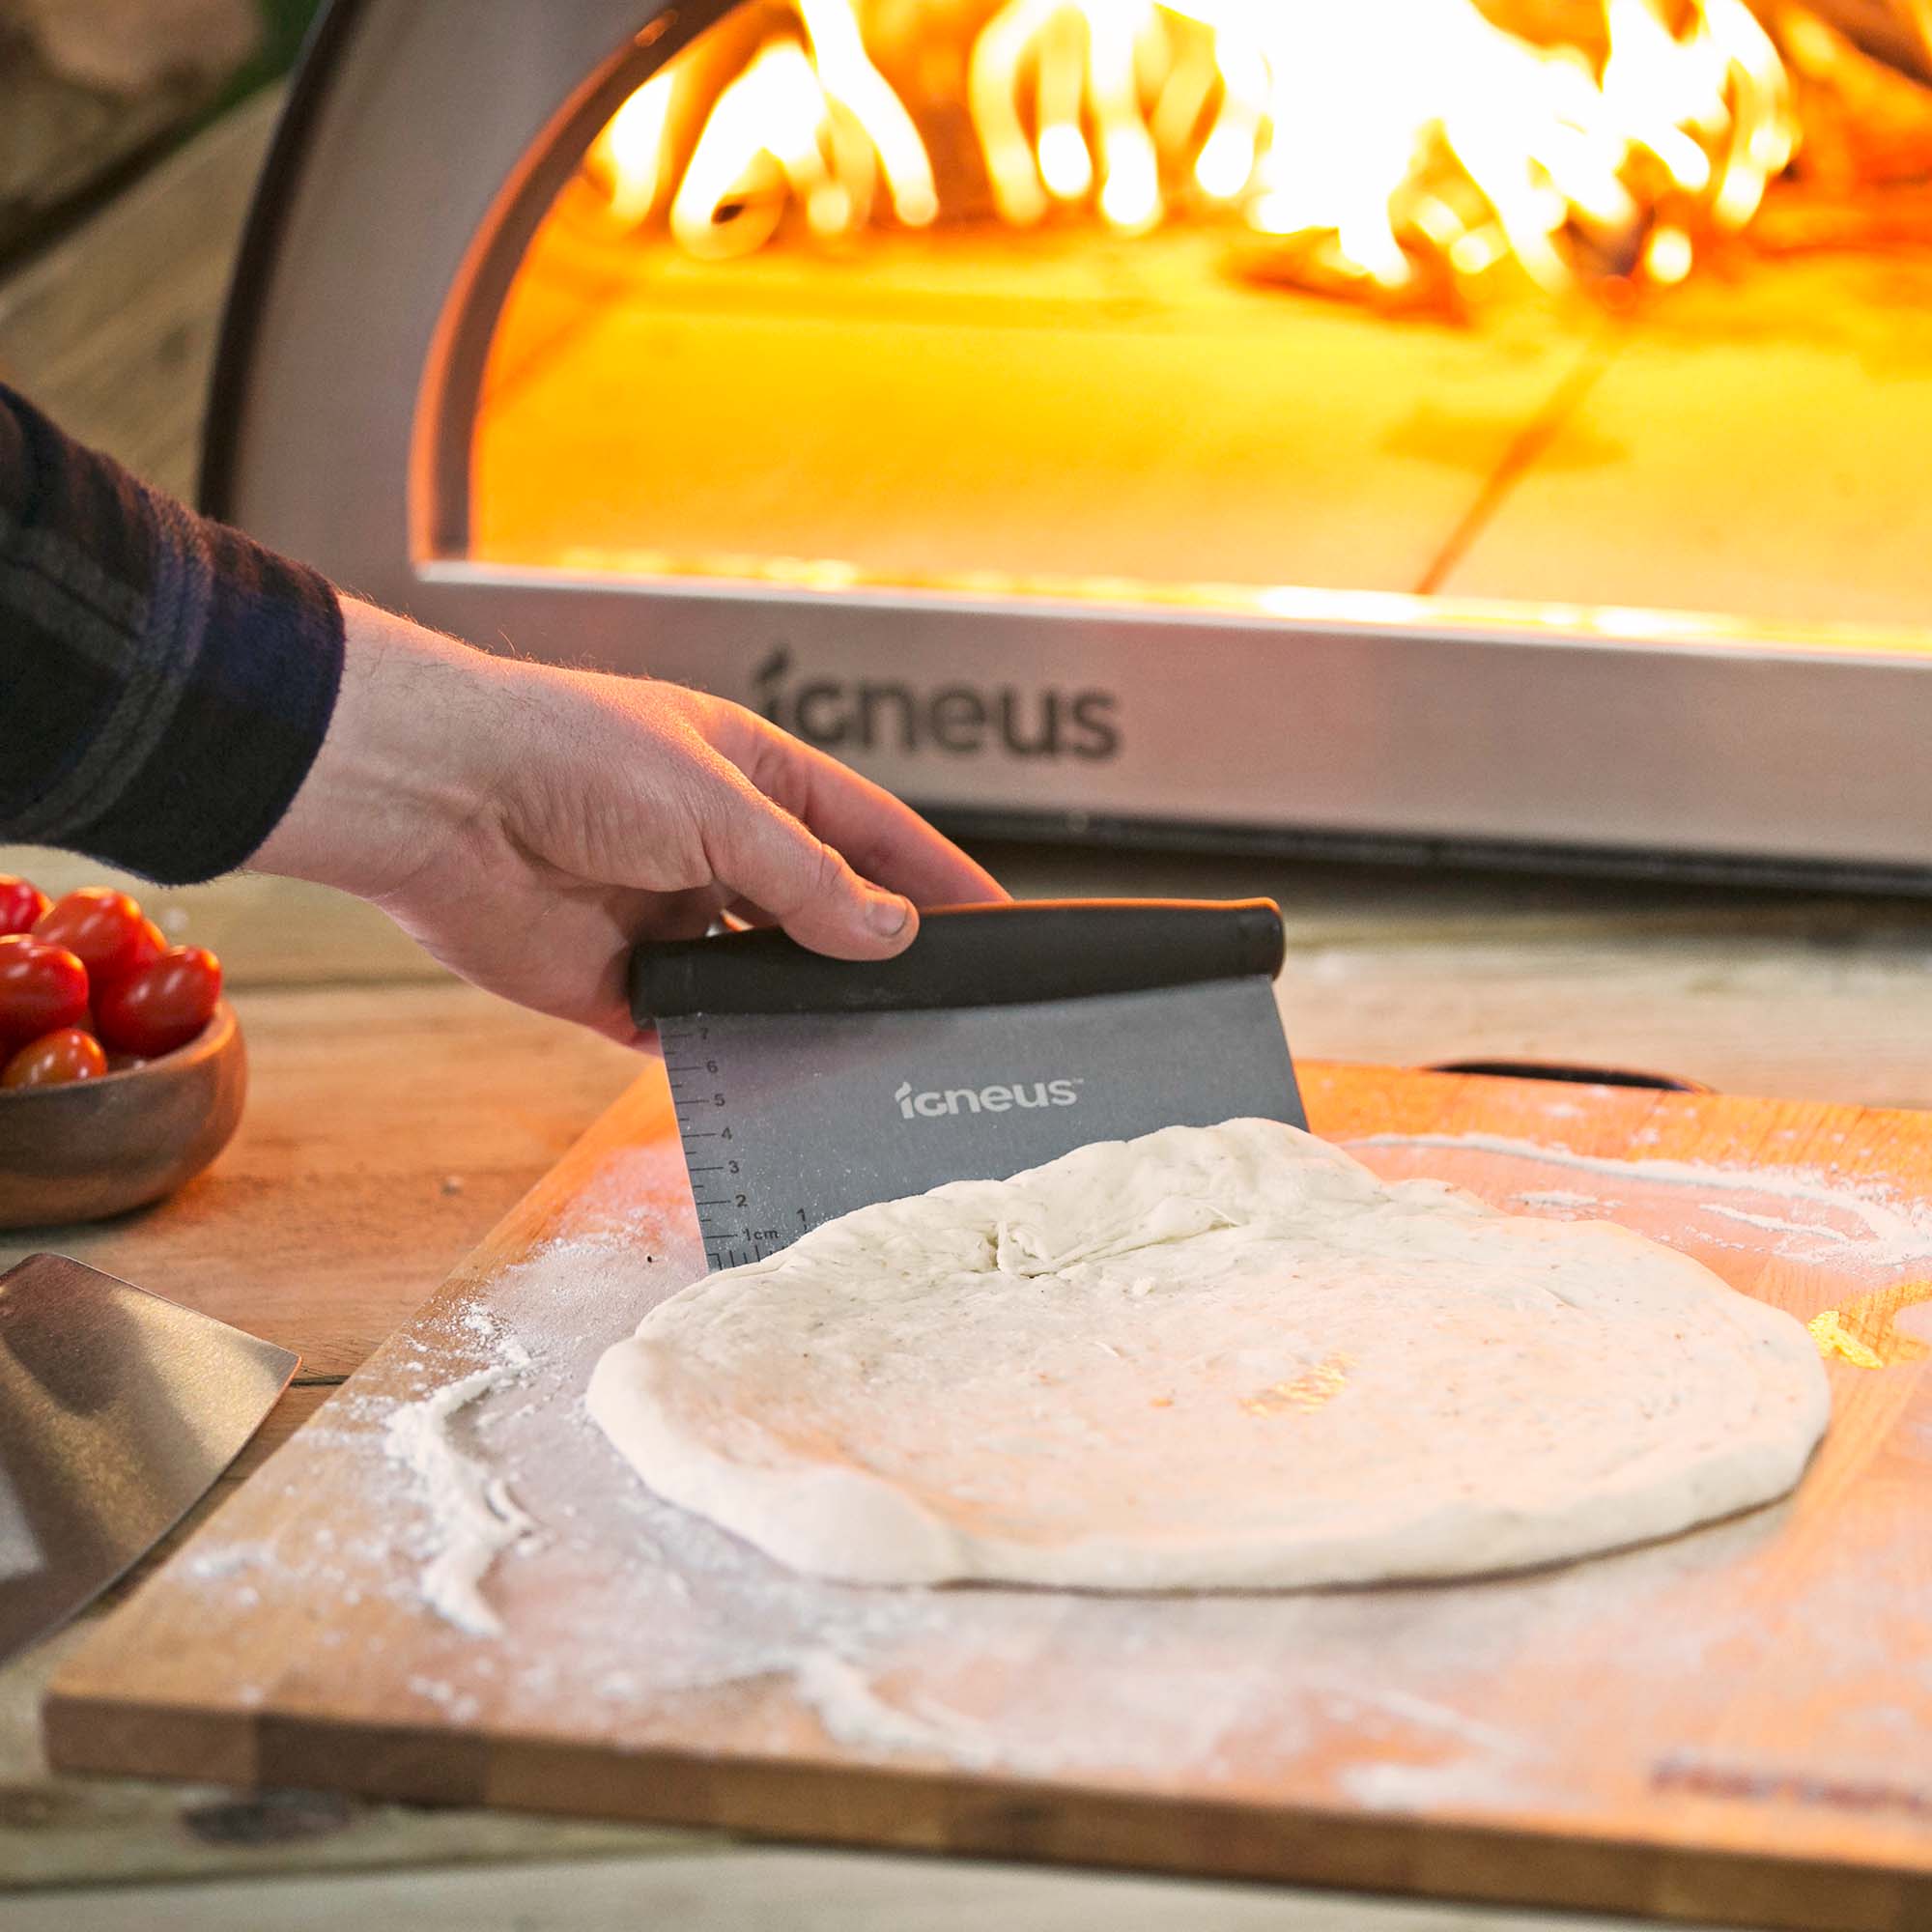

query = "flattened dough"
[{"left": 589, "top": 1121, "right": 1830, "bottom": 1588}]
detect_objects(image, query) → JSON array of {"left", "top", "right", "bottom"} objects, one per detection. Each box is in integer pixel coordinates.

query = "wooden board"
[{"left": 43, "top": 1062, "right": 1932, "bottom": 1931}]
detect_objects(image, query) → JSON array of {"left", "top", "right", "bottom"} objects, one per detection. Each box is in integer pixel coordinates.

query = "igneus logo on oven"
[{"left": 753, "top": 648, "right": 1121, "bottom": 761}]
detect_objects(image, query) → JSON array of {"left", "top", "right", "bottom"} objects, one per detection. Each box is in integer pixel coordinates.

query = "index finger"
[{"left": 718, "top": 705, "right": 1009, "bottom": 908}]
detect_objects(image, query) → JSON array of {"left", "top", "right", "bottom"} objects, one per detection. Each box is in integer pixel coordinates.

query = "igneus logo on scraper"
[{"left": 895, "top": 1079, "right": 1082, "bottom": 1120}]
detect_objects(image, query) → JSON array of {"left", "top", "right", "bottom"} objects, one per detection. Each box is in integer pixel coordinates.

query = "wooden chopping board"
[{"left": 44, "top": 1063, "right": 1932, "bottom": 1930}]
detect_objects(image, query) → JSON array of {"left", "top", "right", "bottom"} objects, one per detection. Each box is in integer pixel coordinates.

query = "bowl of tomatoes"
[{"left": 0, "top": 875, "right": 242, "bottom": 1230}]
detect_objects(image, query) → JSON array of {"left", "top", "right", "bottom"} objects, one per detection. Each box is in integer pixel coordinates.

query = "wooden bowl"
[{"left": 0, "top": 1002, "right": 246, "bottom": 1230}]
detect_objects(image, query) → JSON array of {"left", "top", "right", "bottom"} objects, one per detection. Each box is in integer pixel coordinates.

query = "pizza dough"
[{"left": 588, "top": 1120, "right": 1829, "bottom": 1589}]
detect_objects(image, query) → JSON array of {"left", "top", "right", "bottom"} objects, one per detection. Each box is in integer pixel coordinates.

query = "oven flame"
[
  {"left": 586, "top": 1, "right": 1805, "bottom": 296},
  {"left": 588, "top": 0, "right": 937, "bottom": 256}
]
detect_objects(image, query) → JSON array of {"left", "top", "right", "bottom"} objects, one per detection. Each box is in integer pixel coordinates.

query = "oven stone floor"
[{"left": 474, "top": 216, "right": 1932, "bottom": 638}]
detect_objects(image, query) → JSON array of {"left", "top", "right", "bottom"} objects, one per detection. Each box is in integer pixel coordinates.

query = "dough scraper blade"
[
  {"left": 631, "top": 898, "right": 1304, "bottom": 1270},
  {"left": 0, "top": 1254, "right": 298, "bottom": 1666}
]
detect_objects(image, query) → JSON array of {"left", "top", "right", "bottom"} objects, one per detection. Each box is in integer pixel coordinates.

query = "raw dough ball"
[{"left": 588, "top": 1120, "right": 1829, "bottom": 1589}]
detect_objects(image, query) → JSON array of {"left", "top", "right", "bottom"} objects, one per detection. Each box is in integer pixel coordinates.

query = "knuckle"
[{"left": 809, "top": 838, "right": 851, "bottom": 905}]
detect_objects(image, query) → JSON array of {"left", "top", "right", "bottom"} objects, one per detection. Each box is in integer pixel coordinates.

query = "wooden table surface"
[{"left": 5, "top": 89, "right": 1932, "bottom": 1931}]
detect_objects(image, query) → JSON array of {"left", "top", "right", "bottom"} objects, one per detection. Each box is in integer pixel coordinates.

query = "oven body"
[{"left": 205, "top": 0, "right": 1932, "bottom": 885}]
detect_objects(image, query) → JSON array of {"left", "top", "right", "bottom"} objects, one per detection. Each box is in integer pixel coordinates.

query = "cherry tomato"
[
  {"left": 2, "top": 1026, "right": 108, "bottom": 1090},
  {"left": 35, "top": 888, "right": 148, "bottom": 981},
  {"left": 0, "top": 876, "right": 50, "bottom": 937},
  {"left": 86, "top": 919, "right": 169, "bottom": 1037},
  {"left": 0, "top": 936, "right": 90, "bottom": 1045},
  {"left": 93, "top": 946, "right": 221, "bottom": 1058},
  {"left": 115, "top": 917, "right": 168, "bottom": 983}
]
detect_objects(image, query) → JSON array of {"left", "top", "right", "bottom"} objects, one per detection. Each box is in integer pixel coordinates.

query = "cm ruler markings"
[{"left": 658, "top": 1015, "right": 801, "bottom": 1272}]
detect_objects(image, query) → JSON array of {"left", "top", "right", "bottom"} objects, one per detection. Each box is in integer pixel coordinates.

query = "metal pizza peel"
[
  {"left": 0, "top": 1254, "right": 298, "bottom": 1666},
  {"left": 630, "top": 898, "right": 1304, "bottom": 1271}
]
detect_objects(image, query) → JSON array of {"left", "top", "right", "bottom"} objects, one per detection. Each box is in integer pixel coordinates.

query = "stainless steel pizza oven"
[{"left": 207, "top": 0, "right": 1932, "bottom": 882}]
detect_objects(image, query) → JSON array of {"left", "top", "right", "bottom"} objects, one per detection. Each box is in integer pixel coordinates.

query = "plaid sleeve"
[{"left": 0, "top": 381, "right": 343, "bottom": 885}]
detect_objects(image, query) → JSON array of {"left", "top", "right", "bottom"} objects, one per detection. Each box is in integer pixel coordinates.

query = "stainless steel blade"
[
  {"left": 660, "top": 974, "right": 1301, "bottom": 1270},
  {"left": 0, "top": 1255, "right": 298, "bottom": 1666}
]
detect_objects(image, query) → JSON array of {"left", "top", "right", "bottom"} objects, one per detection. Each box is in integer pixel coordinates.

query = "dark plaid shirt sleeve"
[{"left": 0, "top": 382, "right": 343, "bottom": 884}]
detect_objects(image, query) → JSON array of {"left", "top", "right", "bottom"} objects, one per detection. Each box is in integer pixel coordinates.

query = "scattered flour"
[
  {"left": 183, "top": 1541, "right": 269, "bottom": 1582},
  {"left": 1338, "top": 1755, "right": 1540, "bottom": 1815},
  {"left": 790, "top": 1653, "right": 1000, "bottom": 1769},
  {"left": 1701, "top": 1204, "right": 1833, "bottom": 1241},
  {"left": 1349, "top": 1685, "right": 1523, "bottom": 1756},
  {"left": 1350, "top": 1130, "right": 1932, "bottom": 1271},
  {"left": 382, "top": 1306, "right": 538, "bottom": 1638}
]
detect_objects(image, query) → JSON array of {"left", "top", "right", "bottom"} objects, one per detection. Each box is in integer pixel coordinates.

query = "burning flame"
[
  {"left": 587, "top": 0, "right": 936, "bottom": 256},
  {"left": 587, "top": 0, "right": 1802, "bottom": 295}
]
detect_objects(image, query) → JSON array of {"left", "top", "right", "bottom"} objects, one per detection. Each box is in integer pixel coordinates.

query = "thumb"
[{"left": 700, "top": 772, "right": 918, "bottom": 959}]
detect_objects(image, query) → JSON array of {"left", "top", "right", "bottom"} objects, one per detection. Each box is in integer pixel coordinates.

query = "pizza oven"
[{"left": 206, "top": 0, "right": 1932, "bottom": 884}]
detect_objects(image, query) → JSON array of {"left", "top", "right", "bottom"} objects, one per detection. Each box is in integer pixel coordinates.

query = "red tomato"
[
  {"left": 35, "top": 888, "right": 148, "bottom": 981},
  {"left": 85, "top": 920, "right": 180, "bottom": 1043},
  {"left": 0, "top": 936, "right": 90, "bottom": 1045},
  {"left": 93, "top": 946, "right": 221, "bottom": 1058},
  {"left": 1, "top": 1026, "right": 108, "bottom": 1090},
  {"left": 0, "top": 876, "right": 50, "bottom": 937},
  {"left": 116, "top": 917, "right": 168, "bottom": 982}
]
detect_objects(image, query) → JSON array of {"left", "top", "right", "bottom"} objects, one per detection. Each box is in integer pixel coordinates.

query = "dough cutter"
[
  {"left": 631, "top": 898, "right": 1302, "bottom": 1270},
  {"left": 0, "top": 1254, "right": 298, "bottom": 1666}
]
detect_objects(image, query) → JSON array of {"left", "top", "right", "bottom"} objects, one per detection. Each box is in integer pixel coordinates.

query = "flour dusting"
[
  {"left": 383, "top": 1306, "right": 537, "bottom": 1638},
  {"left": 790, "top": 1652, "right": 1000, "bottom": 1768},
  {"left": 1350, "top": 1129, "right": 1932, "bottom": 1270}
]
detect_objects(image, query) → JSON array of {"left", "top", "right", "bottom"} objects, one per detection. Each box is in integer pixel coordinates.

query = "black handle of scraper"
[{"left": 630, "top": 898, "right": 1284, "bottom": 1021}]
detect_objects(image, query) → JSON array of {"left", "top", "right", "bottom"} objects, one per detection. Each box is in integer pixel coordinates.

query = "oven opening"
[{"left": 439, "top": 1, "right": 1932, "bottom": 639}]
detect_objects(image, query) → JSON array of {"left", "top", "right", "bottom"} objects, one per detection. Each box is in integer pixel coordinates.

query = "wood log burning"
[{"left": 575, "top": 0, "right": 1932, "bottom": 316}]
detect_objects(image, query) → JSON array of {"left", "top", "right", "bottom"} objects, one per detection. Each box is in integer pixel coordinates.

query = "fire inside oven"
[{"left": 468, "top": 2, "right": 1932, "bottom": 634}]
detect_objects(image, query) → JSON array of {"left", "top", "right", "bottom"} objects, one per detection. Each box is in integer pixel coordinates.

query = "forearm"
[
  {"left": 249, "top": 597, "right": 508, "bottom": 899},
  {"left": 0, "top": 382, "right": 343, "bottom": 883}
]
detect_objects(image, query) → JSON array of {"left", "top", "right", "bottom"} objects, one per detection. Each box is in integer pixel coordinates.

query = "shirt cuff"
[
  {"left": 65, "top": 495, "right": 347, "bottom": 885},
  {"left": 1, "top": 380, "right": 345, "bottom": 885}
]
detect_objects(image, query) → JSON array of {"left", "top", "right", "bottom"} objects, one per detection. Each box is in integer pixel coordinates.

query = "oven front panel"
[{"left": 415, "top": 565, "right": 1932, "bottom": 879}]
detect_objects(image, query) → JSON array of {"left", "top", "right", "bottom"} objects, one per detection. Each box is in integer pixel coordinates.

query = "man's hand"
[{"left": 252, "top": 600, "right": 1006, "bottom": 1040}]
